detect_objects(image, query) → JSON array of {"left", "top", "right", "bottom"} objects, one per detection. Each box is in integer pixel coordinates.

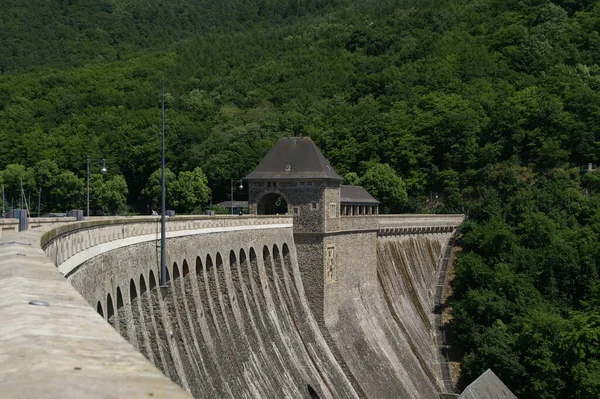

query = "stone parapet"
[
  {"left": 340, "top": 215, "right": 379, "bottom": 230},
  {"left": 29, "top": 216, "right": 78, "bottom": 228},
  {"left": 0, "top": 218, "right": 19, "bottom": 238},
  {"left": 379, "top": 225, "right": 456, "bottom": 236},
  {"left": 0, "top": 223, "right": 191, "bottom": 399},
  {"left": 0, "top": 217, "right": 79, "bottom": 239},
  {"left": 340, "top": 214, "right": 465, "bottom": 234},
  {"left": 42, "top": 215, "right": 293, "bottom": 277},
  {"left": 378, "top": 214, "right": 465, "bottom": 228}
]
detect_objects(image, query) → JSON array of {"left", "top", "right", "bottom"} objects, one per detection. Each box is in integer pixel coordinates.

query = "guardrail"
[{"left": 340, "top": 214, "right": 465, "bottom": 234}]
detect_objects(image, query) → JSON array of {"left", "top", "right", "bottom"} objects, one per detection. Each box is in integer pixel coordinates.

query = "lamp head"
[
  {"left": 238, "top": 182, "right": 244, "bottom": 190},
  {"left": 100, "top": 159, "right": 108, "bottom": 174}
]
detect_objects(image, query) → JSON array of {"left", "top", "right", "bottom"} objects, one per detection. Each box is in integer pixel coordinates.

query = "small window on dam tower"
[{"left": 326, "top": 246, "right": 336, "bottom": 283}]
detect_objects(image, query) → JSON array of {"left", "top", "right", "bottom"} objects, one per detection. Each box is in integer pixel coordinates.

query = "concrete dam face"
[
  {"left": 47, "top": 216, "right": 459, "bottom": 399},
  {"left": 67, "top": 227, "right": 357, "bottom": 398}
]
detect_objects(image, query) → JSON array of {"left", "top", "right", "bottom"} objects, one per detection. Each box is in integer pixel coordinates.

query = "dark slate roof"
[
  {"left": 341, "top": 185, "right": 379, "bottom": 205},
  {"left": 244, "top": 137, "right": 343, "bottom": 181},
  {"left": 458, "top": 369, "right": 518, "bottom": 399}
]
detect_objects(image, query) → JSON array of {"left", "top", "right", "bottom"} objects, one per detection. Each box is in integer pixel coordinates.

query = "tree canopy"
[{"left": 2, "top": 0, "right": 600, "bottom": 395}]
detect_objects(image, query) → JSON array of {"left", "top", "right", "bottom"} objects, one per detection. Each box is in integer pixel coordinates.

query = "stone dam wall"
[
  {"left": 65, "top": 224, "right": 357, "bottom": 398},
  {"left": 317, "top": 231, "right": 456, "bottom": 399},
  {"left": 0, "top": 214, "right": 463, "bottom": 398}
]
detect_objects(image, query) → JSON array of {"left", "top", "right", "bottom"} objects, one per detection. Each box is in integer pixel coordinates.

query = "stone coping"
[
  {"left": 0, "top": 222, "right": 191, "bottom": 399},
  {"left": 40, "top": 214, "right": 293, "bottom": 248},
  {"left": 377, "top": 214, "right": 465, "bottom": 222},
  {"left": 1, "top": 217, "right": 78, "bottom": 224},
  {"left": 339, "top": 214, "right": 465, "bottom": 232},
  {"left": 0, "top": 215, "right": 292, "bottom": 398},
  {"left": 41, "top": 216, "right": 294, "bottom": 274}
]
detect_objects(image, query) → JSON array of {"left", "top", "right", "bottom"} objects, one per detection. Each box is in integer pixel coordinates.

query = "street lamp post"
[
  {"left": 230, "top": 179, "right": 244, "bottom": 215},
  {"left": 429, "top": 191, "right": 439, "bottom": 214},
  {"left": 160, "top": 79, "right": 167, "bottom": 288},
  {"left": 86, "top": 156, "right": 108, "bottom": 217},
  {"left": 1, "top": 184, "right": 5, "bottom": 217}
]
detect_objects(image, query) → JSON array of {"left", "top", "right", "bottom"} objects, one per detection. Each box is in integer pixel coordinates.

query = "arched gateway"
[
  {"left": 244, "top": 137, "right": 345, "bottom": 233},
  {"left": 244, "top": 137, "right": 379, "bottom": 233},
  {"left": 257, "top": 192, "right": 289, "bottom": 215}
]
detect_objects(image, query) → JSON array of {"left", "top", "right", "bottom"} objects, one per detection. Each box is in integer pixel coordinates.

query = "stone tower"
[
  {"left": 245, "top": 137, "right": 381, "bottom": 329},
  {"left": 245, "top": 137, "right": 343, "bottom": 234}
]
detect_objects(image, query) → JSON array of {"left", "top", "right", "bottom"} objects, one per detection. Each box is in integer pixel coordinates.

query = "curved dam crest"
[
  {"left": 68, "top": 227, "right": 358, "bottom": 398},
  {"left": 0, "top": 214, "right": 463, "bottom": 398},
  {"left": 58, "top": 216, "right": 460, "bottom": 398}
]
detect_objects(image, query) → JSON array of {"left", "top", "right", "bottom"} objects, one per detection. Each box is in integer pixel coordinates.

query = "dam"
[
  {"left": 1, "top": 213, "right": 461, "bottom": 399},
  {"left": 0, "top": 138, "right": 515, "bottom": 398}
]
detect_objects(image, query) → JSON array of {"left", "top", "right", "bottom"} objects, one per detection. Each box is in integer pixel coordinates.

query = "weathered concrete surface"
[
  {"left": 317, "top": 232, "right": 453, "bottom": 399},
  {"left": 0, "top": 217, "right": 80, "bottom": 239},
  {"left": 0, "top": 218, "right": 19, "bottom": 238},
  {"left": 67, "top": 224, "right": 359, "bottom": 398},
  {"left": 0, "top": 227, "right": 190, "bottom": 399}
]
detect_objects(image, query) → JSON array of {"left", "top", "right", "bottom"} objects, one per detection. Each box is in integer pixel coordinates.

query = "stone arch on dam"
[
  {"left": 0, "top": 209, "right": 484, "bottom": 398},
  {"left": 54, "top": 214, "right": 466, "bottom": 399},
  {"left": 255, "top": 191, "right": 290, "bottom": 215},
  {"left": 58, "top": 219, "right": 358, "bottom": 398}
]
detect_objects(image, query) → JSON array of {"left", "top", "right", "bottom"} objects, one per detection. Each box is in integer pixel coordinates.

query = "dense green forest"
[{"left": 2, "top": 0, "right": 600, "bottom": 396}]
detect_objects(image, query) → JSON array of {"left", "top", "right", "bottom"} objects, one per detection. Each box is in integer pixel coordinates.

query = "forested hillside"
[{"left": 2, "top": 0, "right": 600, "bottom": 397}]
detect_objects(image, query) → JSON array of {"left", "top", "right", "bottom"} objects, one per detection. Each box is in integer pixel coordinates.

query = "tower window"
[{"left": 311, "top": 203, "right": 318, "bottom": 210}]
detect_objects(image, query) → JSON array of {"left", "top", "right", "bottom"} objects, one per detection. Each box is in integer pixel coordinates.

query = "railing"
[{"left": 340, "top": 214, "right": 465, "bottom": 234}]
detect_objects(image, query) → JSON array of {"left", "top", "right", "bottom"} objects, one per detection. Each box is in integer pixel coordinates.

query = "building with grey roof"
[
  {"left": 340, "top": 185, "right": 379, "bottom": 215},
  {"left": 458, "top": 369, "right": 517, "bottom": 399},
  {"left": 244, "top": 137, "right": 379, "bottom": 231},
  {"left": 245, "top": 137, "right": 346, "bottom": 234}
]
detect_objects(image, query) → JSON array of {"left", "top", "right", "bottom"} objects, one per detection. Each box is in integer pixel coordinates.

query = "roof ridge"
[{"left": 244, "top": 137, "right": 343, "bottom": 181}]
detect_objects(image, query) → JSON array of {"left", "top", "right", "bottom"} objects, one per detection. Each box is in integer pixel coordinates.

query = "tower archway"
[{"left": 257, "top": 192, "right": 289, "bottom": 215}]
